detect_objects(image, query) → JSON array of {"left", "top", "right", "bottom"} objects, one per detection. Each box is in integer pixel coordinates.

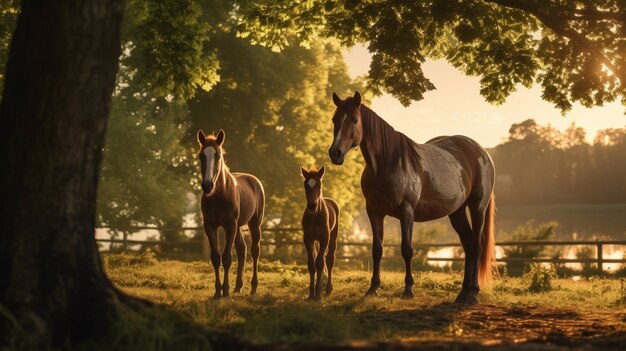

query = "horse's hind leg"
[
  {"left": 466, "top": 201, "right": 489, "bottom": 305},
  {"left": 399, "top": 202, "right": 415, "bottom": 298},
  {"left": 326, "top": 227, "right": 338, "bottom": 297},
  {"left": 234, "top": 227, "right": 246, "bottom": 293},
  {"left": 449, "top": 206, "right": 473, "bottom": 304},
  {"left": 249, "top": 223, "right": 262, "bottom": 295}
]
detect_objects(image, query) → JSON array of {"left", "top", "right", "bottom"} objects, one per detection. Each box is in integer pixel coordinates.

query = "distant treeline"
[{"left": 491, "top": 119, "right": 626, "bottom": 204}]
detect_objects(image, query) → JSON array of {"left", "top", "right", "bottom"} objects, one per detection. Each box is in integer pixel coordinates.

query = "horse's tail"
[{"left": 478, "top": 194, "right": 496, "bottom": 287}]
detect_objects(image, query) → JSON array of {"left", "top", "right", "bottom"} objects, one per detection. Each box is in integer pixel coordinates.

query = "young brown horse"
[
  {"left": 328, "top": 91, "right": 495, "bottom": 304},
  {"left": 300, "top": 166, "right": 339, "bottom": 301},
  {"left": 197, "top": 129, "right": 265, "bottom": 298}
]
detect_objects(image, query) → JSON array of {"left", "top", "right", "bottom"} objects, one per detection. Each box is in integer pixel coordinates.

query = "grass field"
[{"left": 103, "top": 252, "right": 626, "bottom": 349}]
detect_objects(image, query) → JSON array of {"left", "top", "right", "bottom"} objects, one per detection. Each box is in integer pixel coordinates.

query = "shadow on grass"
[{"left": 356, "top": 301, "right": 469, "bottom": 336}]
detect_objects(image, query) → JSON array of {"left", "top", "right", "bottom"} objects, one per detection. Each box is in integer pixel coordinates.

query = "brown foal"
[
  {"left": 300, "top": 166, "right": 340, "bottom": 301},
  {"left": 197, "top": 129, "right": 265, "bottom": 298}
]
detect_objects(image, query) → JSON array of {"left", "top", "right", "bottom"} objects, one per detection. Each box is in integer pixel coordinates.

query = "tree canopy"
[
  {"left": 95, "top": 0, "right": 365, "bottom": 233},
  {"left": 240, "top": 0, "right": 626, "bottom": 113}
]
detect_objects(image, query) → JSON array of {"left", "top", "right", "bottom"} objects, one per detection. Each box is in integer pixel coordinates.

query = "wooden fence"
[{"left": 96, "top": 226, "right": 626, "bottom": 274}]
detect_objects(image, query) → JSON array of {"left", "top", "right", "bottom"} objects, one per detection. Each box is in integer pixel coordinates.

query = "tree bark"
[{"left": 0, "top": 0, "right": 127, "bottom": 346}]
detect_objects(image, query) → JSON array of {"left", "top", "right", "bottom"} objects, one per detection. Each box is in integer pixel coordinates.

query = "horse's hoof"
[
  {"left": 325, "top": 289, "right": 333, "bottom": 297},
  {"left": 212, "top": 292, "right": 222, "bottom": 300},
  {"left": 364, "top": 289, "right": 378, "bottom": 297},
  {"left": 233, "top": 287, "right": 242, "bottom": 294},
  {"left": 401, "top": 289, "right": 415, "bottom": 299},
  {"left": 454, "top": 291, "right": 468, "bottom": 304},
  {"left": 464, "top": 294, "right": 479, "bottom": 305}
]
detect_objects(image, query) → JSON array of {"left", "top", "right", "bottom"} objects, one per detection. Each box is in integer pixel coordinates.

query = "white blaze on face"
[
  {"left": 203, "top": 146, "right": 217, "bottom": 182},
  {"left": 330, "top": 113, "right": 347, "bottom": 150},
  {"left": 307, "top": 178, "right": 316, "bottom": 188}
]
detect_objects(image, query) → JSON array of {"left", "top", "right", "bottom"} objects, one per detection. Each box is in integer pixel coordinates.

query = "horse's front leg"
[
  {"left": 204, "top": 223, "right": 222, "bottom": 299},
  {"left": 233, "top": 227, "right": 246, "bottom": 293},
  {"left": 314, "top": 236, "right": 329, "bottom": 301},
  {"left": 366, "top": 205, "right": 384, "bottom": 296},
  {"left": 304, "top": 237, "right": 316, "bottom": 300},
  {"left": 399, "top": 202, "right": 415, "bottom": 298},
  {"left": 221, "top": 220, "right": 237, "bottom": 297}
]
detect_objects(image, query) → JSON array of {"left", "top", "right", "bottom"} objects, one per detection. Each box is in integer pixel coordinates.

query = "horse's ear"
[
  {"left": 300, "top": 166, "right": 308, "bottom": 178},
  {"left": 216, "top": 129, "right": 225, "bottom": 146},
  {"left": 197, "top": 130, "right": 206, "bottom": 146},
  {"left": 317, "top": 166, "right": 325, "bottom": 179},
  {"left": 332, "top": 92, "right": 342, "bottom": 107},
  {"left": 353, "top": 91, "right": 362, "bottom": 107}
]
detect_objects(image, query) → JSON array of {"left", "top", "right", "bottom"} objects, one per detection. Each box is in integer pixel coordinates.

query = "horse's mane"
[
  {"left": 304, "top": 166, "right": 320, "bottom": 173},
  {"left": 360, "top": 105, "right": 422, "bottom": 171}
]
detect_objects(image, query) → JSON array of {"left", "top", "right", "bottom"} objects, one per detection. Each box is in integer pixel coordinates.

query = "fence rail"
[{"left": 96, "top": 226, "right": 626, "bottom": 273}]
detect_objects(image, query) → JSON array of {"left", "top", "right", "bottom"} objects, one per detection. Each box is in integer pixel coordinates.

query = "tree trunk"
[{"left": 0, "top": 0, "right": 128, "bottom": 346}]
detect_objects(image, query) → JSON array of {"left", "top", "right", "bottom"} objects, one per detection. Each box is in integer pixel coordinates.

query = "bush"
[
  {"left": 502, "top": 220, "right": 558, "bottom": 275},
  {"left": 524, "top": 263, "right": 557, "bottom": 293}
]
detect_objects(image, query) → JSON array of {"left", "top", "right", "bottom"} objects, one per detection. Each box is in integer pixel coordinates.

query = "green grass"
[{"left": 103, "top": 253, "right": 626, "bottom": 346}]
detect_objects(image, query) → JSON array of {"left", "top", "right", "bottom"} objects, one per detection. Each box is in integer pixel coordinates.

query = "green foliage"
[
  {"left": 240, "top": 0, "right": 626, "bottom": 112},
  {"left": 96, "top": 1, "right": 365, "bottom": 233},
  {"left": 97, "top": 85, "right": 192, "bottom": 231},
  {"left": 187, "top": 31, "right": 364, "bottom": 229},
  {"left": 502, "top": 220, "right": 557, "bottom": 256},
  {"left": 501, "top": 220, "right": 557, "bottom": 275},
  {"left": 0, "top": 0, "right": 19, "bottom": 98},
  {"left": 524, "top": 263, "right": 557, "bottom": 293},
  {"left": 123, "top": 0, "right": 219, "bottom": 101},
  {"left": 575, "top": 246, "right": 596, "bottom": 273}
]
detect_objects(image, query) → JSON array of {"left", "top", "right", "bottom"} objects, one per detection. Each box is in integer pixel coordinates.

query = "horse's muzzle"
[
  {"left": 329, "top": 148, "right": 345, "bottom": 165},
  {"left": 202, "top": 180, "right": 214, "bottom": 194}
]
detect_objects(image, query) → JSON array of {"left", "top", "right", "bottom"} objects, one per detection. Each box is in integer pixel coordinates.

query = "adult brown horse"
[
  {"left": 328, "top": 91, "right": 495, "bottom": 304},
  {"left": 300, "top": 166, "right": 339, "bottom": 300},
  {"left": 197, "top": 129, "right": 265, "bottom": 299}
]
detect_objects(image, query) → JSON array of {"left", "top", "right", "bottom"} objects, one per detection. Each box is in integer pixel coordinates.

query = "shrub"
[
  {"left": 502, "top": 220, "right": 558, "bottom": 275},
  {"left": 524, "top": 263, "right": 557, "bottom": 293}
]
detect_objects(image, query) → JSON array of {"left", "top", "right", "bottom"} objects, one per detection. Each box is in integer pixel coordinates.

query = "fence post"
[{"left": 597, "top": 242, "right": 603, "bottom": 275}]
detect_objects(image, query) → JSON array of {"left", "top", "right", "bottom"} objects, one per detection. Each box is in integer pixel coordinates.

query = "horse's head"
[
  {"left": 300, "top": 166, "right": 325, "bottom": 212},
  {"left": 328, "top": 91, "right": 363, "bottom": 165},
  {"left": 197, "top": 129, "right": 225, "bottom": 195}
]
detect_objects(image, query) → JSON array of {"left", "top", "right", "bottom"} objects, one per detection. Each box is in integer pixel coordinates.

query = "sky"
[{"left": 342, "top": 45, "right": 626, "bottom": 148}]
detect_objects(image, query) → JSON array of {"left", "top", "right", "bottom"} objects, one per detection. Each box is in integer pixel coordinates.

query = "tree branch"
[{"left": 484, "top": 0, "right": 626, "bottom": 86}]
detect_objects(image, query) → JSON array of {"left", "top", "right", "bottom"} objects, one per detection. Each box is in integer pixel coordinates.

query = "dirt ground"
[{"left": 248, "top": 304, "right": 626, "bottom": 350}]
